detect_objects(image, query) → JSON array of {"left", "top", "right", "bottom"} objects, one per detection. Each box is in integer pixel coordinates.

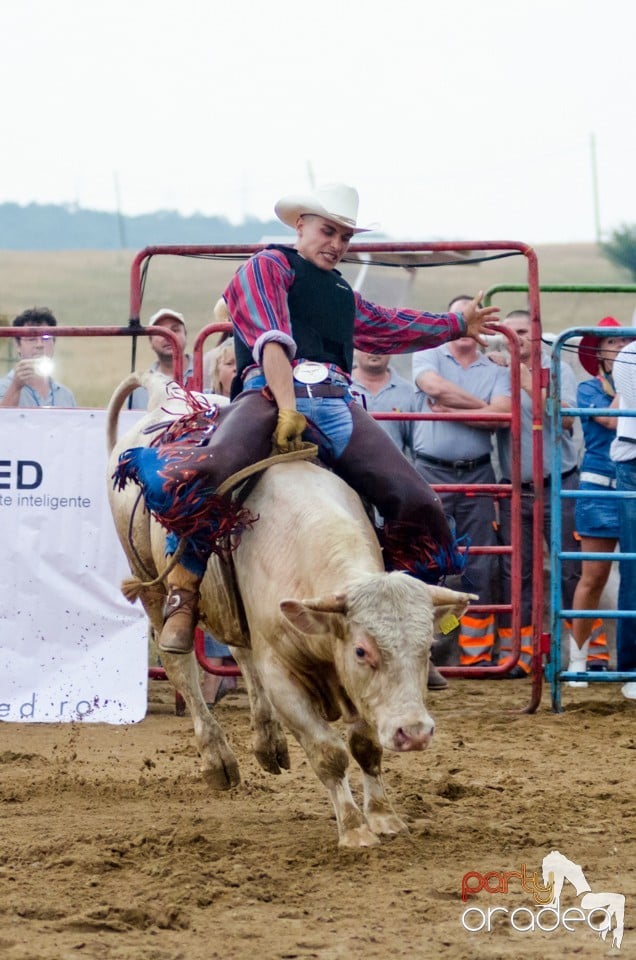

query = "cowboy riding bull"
[
  {"left": 107, "top": 372, "right": 475, "bottom": 848},
  {"left": 109, "top": 182, "right": 496, "bottom": 846}
]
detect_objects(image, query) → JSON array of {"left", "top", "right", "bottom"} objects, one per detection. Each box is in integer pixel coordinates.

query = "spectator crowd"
[{"left": 2, "top": 291, "right": 635, "bottom": 698}]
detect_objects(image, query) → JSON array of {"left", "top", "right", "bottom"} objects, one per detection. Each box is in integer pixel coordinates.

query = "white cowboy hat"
[{"left": 274, "top": 183, "right": 372, "bottom": 234}]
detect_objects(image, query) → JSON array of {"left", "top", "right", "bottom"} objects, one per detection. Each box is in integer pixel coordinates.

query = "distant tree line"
[
  {"left": 5, "top": 203, "right": 635, "bottom": 276},
  {"left": 601, "top": 223, "right": 636, "bottom": 281},
  {"left": 0, "top": 202, "right": 287, "bottom": 251}
]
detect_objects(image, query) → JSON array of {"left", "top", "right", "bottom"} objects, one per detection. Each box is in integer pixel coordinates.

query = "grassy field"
[{"left": 0, "top": 243, "right": 634, "bottom": 407}]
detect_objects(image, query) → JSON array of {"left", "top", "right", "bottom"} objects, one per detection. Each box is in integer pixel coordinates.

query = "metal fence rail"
[
  {"left": 0, "top": 240, "right": 546, "bottom": 714},
  {"left": 547, "top": 327, "right": 636, "bottom": 711}
]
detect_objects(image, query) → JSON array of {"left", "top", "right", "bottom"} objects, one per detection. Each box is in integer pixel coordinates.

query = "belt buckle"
[
  {"left": 294, "top": 361, "right": 329, "bottom": 385},
  {"left": 453, "top": 460, "right": 465, "bottom": 471}
]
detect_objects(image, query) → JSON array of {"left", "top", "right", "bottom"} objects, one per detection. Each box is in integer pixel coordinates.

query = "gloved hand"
[{"left": 273, "top": 409, "right": 307, "bottom": 453}]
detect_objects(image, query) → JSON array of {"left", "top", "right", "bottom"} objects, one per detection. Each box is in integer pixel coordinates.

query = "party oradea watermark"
[{"left": 460, "top": 849, "right": 625, "bottom": 949}]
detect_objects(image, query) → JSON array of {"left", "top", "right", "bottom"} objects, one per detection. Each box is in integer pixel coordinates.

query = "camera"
[{"left": 35, "top": 357, "right": 54, "bottom": 377}]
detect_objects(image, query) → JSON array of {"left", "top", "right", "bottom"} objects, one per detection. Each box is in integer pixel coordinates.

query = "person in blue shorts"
[{"left": 567, "top": 317, "right": 626, "bottom": 686}]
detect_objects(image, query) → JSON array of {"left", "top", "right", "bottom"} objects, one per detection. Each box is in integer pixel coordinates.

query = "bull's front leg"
[
  {"left": 263, "top": 660, "right": 379, "bottom": 848},
  {"left": 160, "top": 650, "right": 240, "bottom": 789},
  {"left": 229, "top": 646, "right": 290, "bottom": 775},
  {"left": 348, "top": 719, "right": 409, "bottom": 837}
]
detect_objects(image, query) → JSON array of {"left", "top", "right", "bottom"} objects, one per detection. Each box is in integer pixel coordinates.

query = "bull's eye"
[{"left": 354, "top": 646, "right": 366, "bottom": 660}]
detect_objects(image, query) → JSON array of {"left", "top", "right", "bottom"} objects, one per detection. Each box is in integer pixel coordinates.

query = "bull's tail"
[
  {"left": 106, "top": 373, "right": 144, "bottom": 454},
  {"left": 120, "top": 538, "right": 187, "bottom": 603}
]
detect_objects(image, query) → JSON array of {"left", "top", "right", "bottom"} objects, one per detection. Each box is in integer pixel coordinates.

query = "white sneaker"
[{"left": 621, "top": 682, "right": 636, "bottom": 701}]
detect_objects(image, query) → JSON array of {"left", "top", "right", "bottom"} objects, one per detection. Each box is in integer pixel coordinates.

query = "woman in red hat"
[{"left": 567, "top": 318, "right": 624, "bottom": 686}]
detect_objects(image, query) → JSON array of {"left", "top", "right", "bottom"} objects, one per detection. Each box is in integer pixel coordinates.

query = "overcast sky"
[{"left": 2, "top": 0, "right": 634, "bottom": 244}]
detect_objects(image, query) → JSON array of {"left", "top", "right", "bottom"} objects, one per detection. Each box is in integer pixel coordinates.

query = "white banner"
[{"left": 0, "top": 409, "right": 148, "bottom": 723}]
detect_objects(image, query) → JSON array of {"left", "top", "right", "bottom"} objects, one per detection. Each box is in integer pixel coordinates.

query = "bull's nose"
[{"left": 393, "top": 723, "right": 435, "bottom": 751}]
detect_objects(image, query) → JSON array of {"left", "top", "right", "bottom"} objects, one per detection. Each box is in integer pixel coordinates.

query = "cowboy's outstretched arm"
[{"left": 462, "top": 292, "right": 500, "bottom": 346}]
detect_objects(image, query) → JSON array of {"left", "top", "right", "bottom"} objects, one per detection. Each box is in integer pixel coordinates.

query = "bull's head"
[{"left": 280, "top": 572, "right": 476, "bottom": 752}]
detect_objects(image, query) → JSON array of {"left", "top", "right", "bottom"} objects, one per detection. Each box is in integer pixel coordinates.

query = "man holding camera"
[{"left": 0, "top": 307, "right": 76, "bottom": 408}]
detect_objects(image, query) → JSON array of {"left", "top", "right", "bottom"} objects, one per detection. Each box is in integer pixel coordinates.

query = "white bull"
[{"left": 107, "top": 372, "right": 475, "bottom": 847}]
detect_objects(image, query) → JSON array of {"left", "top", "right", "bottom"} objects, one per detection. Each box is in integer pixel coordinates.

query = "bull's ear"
[{"left": 280, "top": 595, "right": 345, "bottom": 635}]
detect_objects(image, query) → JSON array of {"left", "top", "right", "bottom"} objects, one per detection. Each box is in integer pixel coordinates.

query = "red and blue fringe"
[{"left": 113, "top": 404, "right": 256, "bottom": 560}]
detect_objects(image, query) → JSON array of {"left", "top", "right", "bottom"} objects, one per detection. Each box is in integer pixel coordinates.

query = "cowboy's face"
[{"left": 295, "top": 215, "right": 353, "bottom": 271}]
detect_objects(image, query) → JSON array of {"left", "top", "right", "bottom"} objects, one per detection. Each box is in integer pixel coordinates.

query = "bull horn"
[
  {"left": 299, "top": 593, "right": 347, "bottom": 614},
  {"left": 427, "top": 585, "right": 479, "bottom": 606}
]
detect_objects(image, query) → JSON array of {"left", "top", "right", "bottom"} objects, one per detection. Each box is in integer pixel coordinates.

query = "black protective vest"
[{"left": 234, "top": 245, "right": 355, "bottom": 391}]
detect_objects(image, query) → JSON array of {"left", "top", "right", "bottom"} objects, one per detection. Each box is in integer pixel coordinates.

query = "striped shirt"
[{"left": 223, "top": 247, "right": 465, "bottom": 373}]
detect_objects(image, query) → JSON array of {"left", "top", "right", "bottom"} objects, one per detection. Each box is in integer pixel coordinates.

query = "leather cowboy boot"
[{"left": 158, "top": 564, "right": 202, "bottom": 654}]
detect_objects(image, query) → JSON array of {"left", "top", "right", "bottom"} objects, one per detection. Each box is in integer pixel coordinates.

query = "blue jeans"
[
  {"left": 244, "top": 373, "right": 355, "bottom": 460},
  {"left": 295, "top": 395, "right": 354, "bottom": 460},
  {"left": 616, "top": 460, "right": 636, "bottom": 671}
]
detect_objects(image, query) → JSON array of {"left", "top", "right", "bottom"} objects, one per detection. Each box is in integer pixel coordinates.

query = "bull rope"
[{"left": 120, "top": 443, "right": 318, "bottom": 602}]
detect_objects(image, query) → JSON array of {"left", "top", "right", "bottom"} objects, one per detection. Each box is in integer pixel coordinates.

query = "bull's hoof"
[
  {"left": 338, "top": 825, "right": 381, "bottom": 848},
  {"left": 254, "top": 745, "right": 290, "bottom": 775},
  {"left": 366, "top": 812, "right": 409, "bottom": 836},
  {"left": 201, "top": 757, "right": 241, "bottom": 790},
  {"left": 252, "top": 722, "right": 290, "bottom": 775}
]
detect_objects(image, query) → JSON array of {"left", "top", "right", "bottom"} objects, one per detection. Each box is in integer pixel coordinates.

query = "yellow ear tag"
[{"left": 438, "top": 612, "right": 460, "bottom": 635}]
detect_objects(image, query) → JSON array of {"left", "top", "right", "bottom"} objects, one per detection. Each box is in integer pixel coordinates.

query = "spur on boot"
[{"left": 159, "top": 585, "right": 199, "bottom": 654}]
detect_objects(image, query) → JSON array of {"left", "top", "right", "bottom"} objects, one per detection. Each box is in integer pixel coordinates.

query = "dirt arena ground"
[{"left": 1, "top": 675, "right": 634, "bottom": 960}]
